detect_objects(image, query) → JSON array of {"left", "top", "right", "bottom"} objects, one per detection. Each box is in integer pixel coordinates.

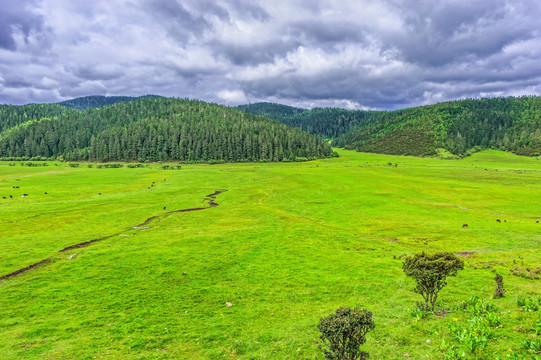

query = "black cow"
[
  {"left": 462, "top": 224, "right": 468, "bottom": 228},
  {"left": 496, "top": 219, "right": 501, "bottom": 223}
]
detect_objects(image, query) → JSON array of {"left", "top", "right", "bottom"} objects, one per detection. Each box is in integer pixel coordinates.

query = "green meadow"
[{"left": 0, "top": 149, "right": 540, "bottom": 359}]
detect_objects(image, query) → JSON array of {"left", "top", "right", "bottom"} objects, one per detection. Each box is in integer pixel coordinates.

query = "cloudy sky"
[{"left": 1, "top": 0, "right": 540, "bottom": 109}]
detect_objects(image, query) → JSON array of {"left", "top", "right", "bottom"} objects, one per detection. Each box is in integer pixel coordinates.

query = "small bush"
[
  {"left": 493, "top": 274, "right": 505, "bottom": 299},
  {"left": 407, "top": 307, "right": 431, "bottom": 321},
  {"left": 95, "top": 163, "right": 123, "bottom": 168},
  {"left": 104, "top": 163, "right": 123, "bottom": 168},
  {"left": 68, "top": 163, "right": 80, "bottom": 168},
  {"left": 517, "top": 297, "right": 541, "bottom": 312},
  {"left": 510, "top": 267, "right": 541, "bottom": 280},
  {"left": 318, "top": 307, "right": 375, "bottom": 360},
  {"left": 403, "top": 252, "right": 464, "bottom": 310}
]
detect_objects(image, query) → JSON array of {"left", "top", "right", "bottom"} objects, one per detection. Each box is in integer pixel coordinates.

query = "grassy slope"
[{"left": 0, "top": 150, "right": 540, "bottom": 359}]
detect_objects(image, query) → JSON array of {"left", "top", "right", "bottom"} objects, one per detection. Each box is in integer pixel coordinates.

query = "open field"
[{"left": 0, "top": 149, "right": 540, "bottom": 359}]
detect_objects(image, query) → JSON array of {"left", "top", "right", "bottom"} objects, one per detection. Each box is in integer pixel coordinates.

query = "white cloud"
[{"left": 217, "top": 89, "right": 247, "bottom": 105}]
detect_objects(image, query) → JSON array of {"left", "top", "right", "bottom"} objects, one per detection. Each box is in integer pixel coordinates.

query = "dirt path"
[{"left": 1, "top": 189, "right": 227, "bottom": 280}]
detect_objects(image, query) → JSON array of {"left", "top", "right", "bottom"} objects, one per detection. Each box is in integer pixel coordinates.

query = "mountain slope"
[
  {"left": 333, "top": 96, "right": 541, "bottom": 157},
  {"left": 57, "top": 95, "right": 160, "bottom": 110},
  {"left": 238, "top": 102, "right": 379, "bottom": 139},
  {"left": 0, "top": 103, "right": 70, "bottom": 133},
  {"left": 0, "top": 97, "right": 336, "bottom": 162}
]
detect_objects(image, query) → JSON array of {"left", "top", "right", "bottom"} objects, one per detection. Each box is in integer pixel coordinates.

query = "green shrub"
[
  {"left": 517, "top": 297, "right": 541, "bottom": 312},
  {"left": 510, "top": 267, "right": 541, "bottom": 280},
  {"left": 317, "top": 307, "right": 375, "bottom": 360},
  {"left": 403, "top": 252, "right": 464, "bottom": 310}
]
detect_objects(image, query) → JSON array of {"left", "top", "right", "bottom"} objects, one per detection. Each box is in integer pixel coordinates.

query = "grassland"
[{"left": 0, "top": 149, "right": 540, "bottom": 359}]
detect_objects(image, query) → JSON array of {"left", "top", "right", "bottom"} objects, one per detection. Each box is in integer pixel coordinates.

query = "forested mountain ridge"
[
  {"left": 333, "top": 96, "right": 541, "bottom": 157},
  {"left": 0, "top": 98, "right": 336, "bottom": 162},
  {"left": 2, "top": 96, "right": 539, "bottom": 162},
  {"left": 57, "top": 95, "right": 160, "bottom": 110},
  {"left": 0, "top": 103, "right": 71, "bottom": 133},
  {"left": 238, "top": 102, "right": 379, "bottom": 139},
  {"left": 239, "top": 97, "right": 541, "bottom": 157}
]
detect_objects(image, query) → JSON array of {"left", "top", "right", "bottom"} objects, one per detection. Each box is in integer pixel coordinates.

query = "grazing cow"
[
  {"left": 163, "top": 206, "right": 167, "bottom": 210},
  {"left": 9, "top": 195, "right": 12, "bottom": 198},
  {"left": 44, "top": 192, "right": 47, "bottom": 194},
  {"left": 22, "top": 194, "right": 28, "bottom": 197},
  {"left": 462, "top": 224, "right": 468, "bottom": 228},
  {"left": 537, "top": 220, "right": 539, "bottom": 223},
  {"left": 504, "top": 219, "right": 507, "bottom": 223},
  {"left": 98, "top": 193, "right": 102, "bottom": 195},
  {"left": 496, "top": 219, "right": 501, "bottom": 223},
  {"left": 12, "top": 186, "right": 19, "bottom": 189}
]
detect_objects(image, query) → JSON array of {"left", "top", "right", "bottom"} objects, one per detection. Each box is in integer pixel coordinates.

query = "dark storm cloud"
[
  {"left": 70, "top": 65, "right": 125, "bottom": 81},
  {"left": 0, "top": 0, "right": 45, "bottom": 50},
  {"left": 1, "top": 0, "right": 540, "bottom": 109},
  {"left": 287, "top": 20, "right": 366, "bottom": 45},
  {"left": 143, "top": 0, "right": 213, "bottom": 44},
  {"left": 223, "top": 0, "right": 269, "bottom": 21},
  {"left": 387, "top": 0, "right": 540, "bottom": 67}
]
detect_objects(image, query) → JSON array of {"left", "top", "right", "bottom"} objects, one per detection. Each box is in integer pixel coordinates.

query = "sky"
[{"left": 0, "top": 0, "right": 540, "bottom": 110}]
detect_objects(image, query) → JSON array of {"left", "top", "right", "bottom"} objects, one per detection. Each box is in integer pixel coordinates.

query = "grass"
[{"left": 0, "top": 149, "right": 540, "bottom": 359}]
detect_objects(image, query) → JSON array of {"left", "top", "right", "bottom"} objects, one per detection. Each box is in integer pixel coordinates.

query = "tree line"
[{"left": 0, "top": 98, "right": 336, "bottom": 162}]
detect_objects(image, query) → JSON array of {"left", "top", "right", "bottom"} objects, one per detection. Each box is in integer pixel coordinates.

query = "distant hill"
[
  {"left": 238, "top": 102, "right": 378, "bottom": 139},
  {"left": 333, "top": 96, "right": 541, "bottom": 157},
  {"left": 0, "top": 97, "right": 336, "bottom": 162},
  {"left": 239, "top": 98, "right": 541, "bottom": 157},
  {"left": 57, "top": 95, "right": 160, "bottom": 110},
  {"left": 237, "top": 102, "right": 305, "bottom": 119}
]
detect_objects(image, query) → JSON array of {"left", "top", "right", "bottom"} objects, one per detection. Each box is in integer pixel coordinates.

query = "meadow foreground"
[{"left": 0, "top": 150, "right": 540, "bottom": 359}]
